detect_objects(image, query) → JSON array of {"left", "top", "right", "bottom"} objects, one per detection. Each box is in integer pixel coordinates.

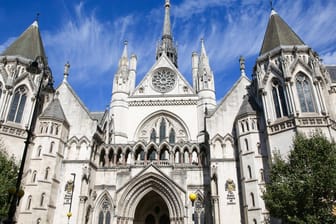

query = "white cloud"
[
  {"left": 43, "top": 2, "right": 136, "bottom": 86},
  {"left": 321, "top": 51, "right": 336, "bottom": 65},
  {"left": 31, "top": 0, "right": 336, "bottom": 110}
]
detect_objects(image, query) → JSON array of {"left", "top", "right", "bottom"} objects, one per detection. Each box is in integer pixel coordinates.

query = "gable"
[{"left": 132, "top": 54, "right": 194, "bottom": 97}]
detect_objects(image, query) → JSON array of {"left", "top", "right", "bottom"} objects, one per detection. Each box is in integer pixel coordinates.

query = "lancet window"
[
  {"left": 296, "top": 73, "right": 316, "bottom": 112},
  {"left": 272, "top": 79, "right": 288, "bottom": 118},
  {"left": 7, "top": 86, "right": 27, "bottom": 123}
]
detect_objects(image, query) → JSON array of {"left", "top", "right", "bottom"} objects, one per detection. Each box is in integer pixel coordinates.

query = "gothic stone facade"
[{"left": 0, "top": 1, "right": 336, "bottom": 224}]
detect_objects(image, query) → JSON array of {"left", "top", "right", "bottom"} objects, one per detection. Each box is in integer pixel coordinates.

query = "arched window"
[
  {"left": 98, "top": 196, "right": 112, "bottom": 224},
  {"left": 108, "top": 149, "right": 114, "bottom": 165},
  {"left": 159, "top": 118, "right": 166, "bottom": 143},
  {"left": 40, "top": 193, "right": 45, "bottom": 207},
  {"left": 272, "top": 79, "right": 288, "bottom": 118},
  {"left": 174, "top": 149, "right": 180, "bottom": 163},
  {"left": 169, "top": 129, "right": 175, "bottom": 144},
  {"left": 296, "top": 73, "right": 316, "bottom": 112},
  {"left": 251, "top": 193, "right": 255, "bottom": 207},
  {"left": 160, "top": 147, "right": 169, "bottom": 160},
  {"left": 184, "top": 150, "right": 189, "bottom": 163},
  {"left": 241, "top": 122, "right": 245, "bottom": 132},
  {"left": 135, "top": 148, "right": 145, "bottom": 161},
  {"left": 37, "top": 146, "right": 42, "bottom": 157},
  {"left": 248, "top": 165, "right": 252, "bottom": 179},
  {"left": 36, "top": 218, "right": 41, "bottom": 224},
  {"left": 106, "top": 211, "right": 111, "bottom": 224},
  {"left": 253, "top": 219, "right": 257, "bottom": 224},
  {"left": 26, "top": 195, "right": 32, "bottom": 210},
  {"left": 148, "top": 148, "right": 157, "bottom": 161},
  {"left": 100, "top": 149, "right": 106, "bottom": 167},
  {"left": 150, "top": 129, "right": 156, "bottom": 143},
  {"left": 49, "top": 142, "right": 55, "bottom": 153},
  {"left": 44, "top": 167, "right": 50, "bottom": 180},
  {"left": 244, "top": 139, "right": 249, "bottom": 151},
  {"left": 98, "top": 211, "right": 104, "bottom": 224},
  {"left": 32, "top": 171, "right": 37, "bottom": 183},
  {"left": 260, "top": 169, "right": 265, "bottom": 182},
  {"left": 7, "top": 86, "right": 27, "bottom": 123}
]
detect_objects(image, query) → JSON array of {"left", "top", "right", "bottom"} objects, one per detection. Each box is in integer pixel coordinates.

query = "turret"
[
  {"left": 110, "top": 42, "right": 132, "bottom": 143},
  {"left": 196, "top": 39, "right": 216, "bottom": 109}
]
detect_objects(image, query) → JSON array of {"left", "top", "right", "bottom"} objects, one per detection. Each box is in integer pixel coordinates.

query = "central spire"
[
  {"left": 156, "top": 0, "right": 178, "bottom": 67},
  {"left": 163, "top": 0, "right": 172, "bottom": 38}
]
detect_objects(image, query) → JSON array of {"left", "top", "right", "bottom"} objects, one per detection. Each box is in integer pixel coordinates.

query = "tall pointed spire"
[
  {"left": 259, "top": 10, "right": 305, "bottom": 55},
  {"left": 156, "top": 0, "right": 178, "bottom": 67},
  {"left": 163, "top": 0, "right": 172, "bottom": 38}
]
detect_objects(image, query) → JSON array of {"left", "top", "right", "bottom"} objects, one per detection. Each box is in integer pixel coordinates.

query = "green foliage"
[
  {"left": 0, "top": 147, "right": 18, "bottom": 219},
  {"left": 263, "top": 133, "right": 336, "bottom": 223}
]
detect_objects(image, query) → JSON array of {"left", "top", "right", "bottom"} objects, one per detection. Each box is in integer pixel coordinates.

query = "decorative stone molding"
[{"left": 129, "top": 99, "right": 197, "bottom": 107}]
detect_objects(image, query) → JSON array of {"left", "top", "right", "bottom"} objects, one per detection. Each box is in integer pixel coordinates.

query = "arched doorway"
[{"left": 134, "top": 191, "right": 170, "bottom": 224}]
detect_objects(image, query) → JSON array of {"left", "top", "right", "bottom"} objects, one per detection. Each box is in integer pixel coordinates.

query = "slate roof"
[
  {"left": 326, "top": 66, "right": 336, "bottom": 83},
  {"left": 260, "top": 10, "right": 305, "bottom": 55},
  {"left": 39, "top": 98, "right": 68, "bottom": 124},
  {"left": 1, "top": 21, "right": 47, "bottom": 61},
  {"left": 236, "top": 95, "right": 258, "bottom": 119}
]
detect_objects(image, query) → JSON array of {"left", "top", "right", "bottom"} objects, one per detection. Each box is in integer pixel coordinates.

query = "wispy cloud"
[
  {"left": 8, "top": 0, "right": 335, "bottom": 110},
  {"left": 43, "top": 2, "right": 136, "bottom": 86}
]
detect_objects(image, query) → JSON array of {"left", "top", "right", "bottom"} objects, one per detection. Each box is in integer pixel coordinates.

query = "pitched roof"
[
  {"left": 260, "top": 10, "right": 305, "bottom": 55},
  {"left": 39, "top": 98, "right": 68, "bottom": 124},
  {"left": 326, "top": 66, "right": 336, "bottom": 83},
  {"left": 1, "top": 21, "right": 47, "bottom": 61},
  {"left": 236, "top": 95, "right": 257, "bottom": 119}
]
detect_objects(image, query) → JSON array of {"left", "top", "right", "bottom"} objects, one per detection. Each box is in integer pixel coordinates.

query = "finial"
[
  {"left": 239, "top": 56, "right": 246, "bottom": 76},
  {"left": 270, "top": 0, "right": 273, "bottom": 10},
  {"left": 63, "top": 61, "right": 70, "bottom": 82},
  {"left": 36, "top": 13, "right": 40, "bottom": 22},
  {"left": 165, "top": 0, "right": 170, "bottom": 7}
]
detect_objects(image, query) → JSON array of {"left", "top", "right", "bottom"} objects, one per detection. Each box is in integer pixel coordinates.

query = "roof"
[
  {"left": 326, "top": 66, "right": 336, "bottom": 83},
  {"left": 260, "top": 10, "right": 305, "bottom": 55},
  {"left": 236, "top": 94, "right": 257, "bottom": 119},
  {"left": 1, "top": 21, "right": 47, "bottom": 61},
  {"left": 90, "top": 112, "right": 105, "bottom": 123},
  {"left": 39, "top": 98, "right": 68, "bottom": 124}
]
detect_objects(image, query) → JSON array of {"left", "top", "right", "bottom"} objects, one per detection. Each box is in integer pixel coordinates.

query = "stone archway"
[
  {"left": 134, "top": 191, "right": 170, "bottom": 224},
  {"left": 116, "top": 167, "right": 185, "bottom": 223}
]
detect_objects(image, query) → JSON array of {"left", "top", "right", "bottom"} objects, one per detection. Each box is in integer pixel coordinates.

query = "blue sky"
[{"left": 1, "top": 0, "right": 336, "bottom": 112}]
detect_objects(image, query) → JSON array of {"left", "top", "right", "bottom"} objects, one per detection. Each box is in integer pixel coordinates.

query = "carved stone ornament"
[
  {"left": 152, "top": 68, "right": 176, "bottom": 93},
  {"left": 65, "top": 180, "right": 74, "bottom": 193},
  {"left": 225, "top": 179, "right": 236, "bottom": 193}
]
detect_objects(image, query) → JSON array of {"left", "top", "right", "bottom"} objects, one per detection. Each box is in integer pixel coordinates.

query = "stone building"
[{"left": 0, "top": 0, "right": 335, "bottom": 224}]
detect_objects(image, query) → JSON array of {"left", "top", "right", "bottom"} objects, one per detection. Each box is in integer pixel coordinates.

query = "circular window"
[{"left": 151, "top": 68, "right": 176, "bottom": 93}]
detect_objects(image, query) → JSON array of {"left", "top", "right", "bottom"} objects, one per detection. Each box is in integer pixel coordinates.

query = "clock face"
[{"left": 151, "top": 68, "right": 176, "bottom": 93}]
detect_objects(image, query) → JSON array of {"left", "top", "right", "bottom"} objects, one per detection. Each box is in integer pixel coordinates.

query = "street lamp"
[
  {"left": 67, "top": 173, "right": 76, "bottom": 224},
  {"left": 4, "top": 57, "right": 49, "bottom": 224},
  {"left": 189, "top": 193, "right": 197, "bottom": 223}
]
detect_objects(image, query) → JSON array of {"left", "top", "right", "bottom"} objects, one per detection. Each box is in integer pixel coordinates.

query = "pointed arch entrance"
[
  {"left": 116, "top": 167, "right": 185, "bottom": 223},
  {"left": 134, "top": 191, "right": 170, "bottom": 224}
]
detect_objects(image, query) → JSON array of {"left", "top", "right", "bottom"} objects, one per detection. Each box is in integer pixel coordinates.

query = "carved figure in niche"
[
  {"left": 65, "top": 180, "right": 74, "bottom": 193},
  {"left": 225, "top": 179, "right": 236, "bottom": 193}
]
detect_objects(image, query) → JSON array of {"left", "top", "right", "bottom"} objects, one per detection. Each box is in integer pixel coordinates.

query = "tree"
[
  {"left": 263, "top": 133, "right": 336, "bottom": 223},
  {"left": 0, "top": 145, "right": 18, "bottom": 220}
]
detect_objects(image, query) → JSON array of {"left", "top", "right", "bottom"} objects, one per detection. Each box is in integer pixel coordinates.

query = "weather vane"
[{"left": 270, "top": 0, "right": 274, "bottom": 10}]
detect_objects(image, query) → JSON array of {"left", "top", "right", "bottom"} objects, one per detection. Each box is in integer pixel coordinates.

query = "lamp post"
[
  {"left": 189, "top": 193, "right": 197, "bottom": 223},
  {"left": 67, "top": 173, "right": 76, "bottom": 224},
  {"left": 4, "top": 57, "right": 48, "bottom": 224}
]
